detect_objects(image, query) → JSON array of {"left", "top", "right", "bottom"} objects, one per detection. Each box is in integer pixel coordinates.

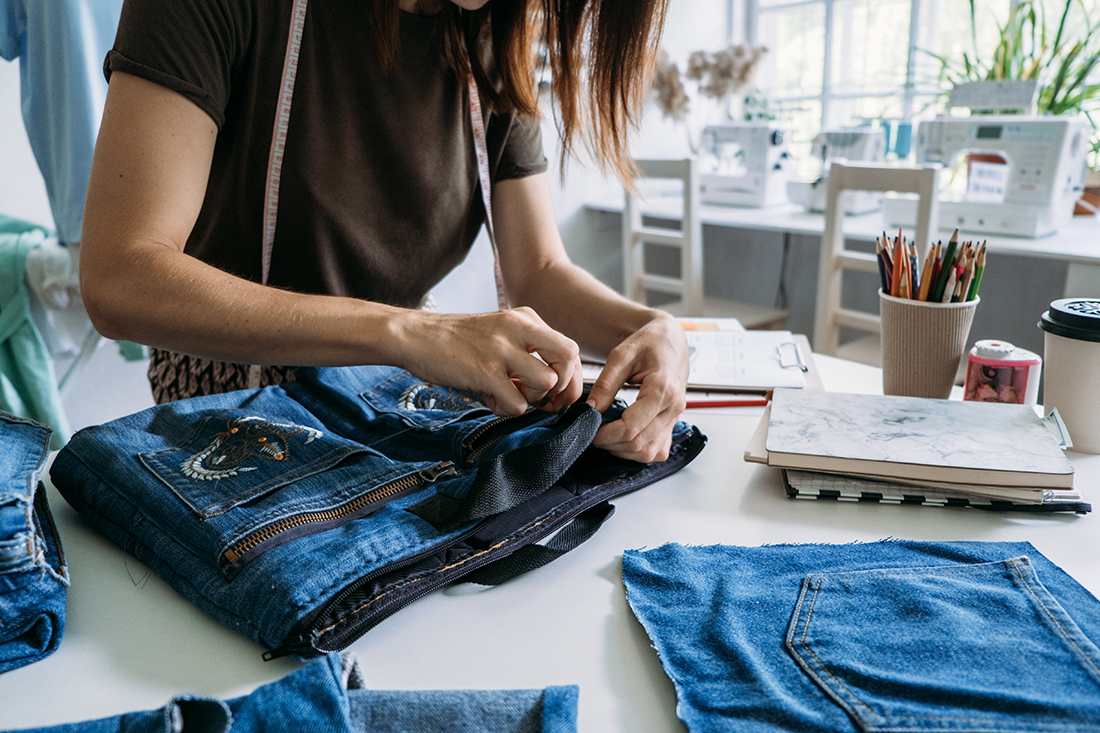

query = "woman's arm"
[
  {"left": 493, "top": 173, "right": 690, "bottom": 463},
  {"left": 80, "top": 72, "right": 576, "bottom": 415}
]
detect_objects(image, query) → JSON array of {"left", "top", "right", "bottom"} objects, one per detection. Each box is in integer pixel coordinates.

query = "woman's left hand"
[{"left": 585, "top": 313, "right": 689, "bottom": 463}]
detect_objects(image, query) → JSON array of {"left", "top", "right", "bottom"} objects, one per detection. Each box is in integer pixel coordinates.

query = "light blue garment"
[
  {"left": 623, "top": 541, "right": 1100, "bottom": 733},
  {"left": 0, "top": 412, "right": 67, "bottom": 675},
  {"left": 0, "top": 0, "right": 124, "bottom": 244},
  {"left": 0, "top": 217, "right": 69, "bottom": 448},
  {"left": 7, "top": 652, "right": 579, "bottom": 732}
]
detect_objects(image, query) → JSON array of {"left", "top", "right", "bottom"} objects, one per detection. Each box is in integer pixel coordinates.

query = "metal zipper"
[
  {"left": 461, "top": 408, "right": 539, "bottom": 465},
  {"left": 222, "top": 461, "right": 458, "bottom": 566}
]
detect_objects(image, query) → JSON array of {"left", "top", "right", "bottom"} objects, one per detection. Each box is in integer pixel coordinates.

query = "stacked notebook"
[{"left": 744, "top": 389, "right": 1088, "bottom": 514}]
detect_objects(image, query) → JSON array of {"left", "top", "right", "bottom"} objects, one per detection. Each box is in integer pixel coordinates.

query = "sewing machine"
[
  {"left": 697, "top": 123, "right": 793, "bottom": 207},
  {"left": 787, "top": 127, "right": 888, "bottom": 214},
  {"left": 883, "top": 115, "right": 1089, "bottom": 238}
]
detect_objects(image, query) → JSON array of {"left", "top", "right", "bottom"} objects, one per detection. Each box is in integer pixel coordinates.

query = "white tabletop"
[
  {"left": 586, "top": 190, "right": 1100, "bottom": 265},
  {"left": 2, "top": 355, "right": 1098, "bottom": 731}
]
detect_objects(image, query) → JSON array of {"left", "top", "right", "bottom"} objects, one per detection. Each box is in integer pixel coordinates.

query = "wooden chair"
[
  {"left": 813, "top": 161, "right": 941, "bottom": 358},
  {"left": 622, "top": 158, "right": 789, "bottom": 329}
]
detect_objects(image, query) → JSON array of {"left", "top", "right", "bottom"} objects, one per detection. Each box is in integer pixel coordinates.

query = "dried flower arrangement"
[
  {"left": 652, "top": 44, "right": 768, "bottom": 120},
  {"left": 651, "top": 44, "right": 768, "bottom": 152}
]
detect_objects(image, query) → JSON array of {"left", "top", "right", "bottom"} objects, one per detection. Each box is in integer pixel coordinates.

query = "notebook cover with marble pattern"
[{"left": 765, "top": 389, "right": 1074, "bottom": 489}]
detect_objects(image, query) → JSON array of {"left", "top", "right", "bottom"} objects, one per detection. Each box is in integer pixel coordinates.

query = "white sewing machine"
[
  {"left": 883, "top": 115, "right": 1088, "bottom": 237},
  {"left": 787, "top": 127, "right": 887, "bottom": 214},
  {"left": 697, "top": 123, "right": 793, "bottom": 207}
]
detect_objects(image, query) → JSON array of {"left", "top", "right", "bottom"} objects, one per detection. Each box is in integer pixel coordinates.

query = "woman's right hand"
[{"left": 395, "top": 307, "right": 584, "bottom": 417}]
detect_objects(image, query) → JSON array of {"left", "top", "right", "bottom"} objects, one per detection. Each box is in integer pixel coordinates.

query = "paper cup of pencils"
[{"left": 876, "top": 230, "right": 984, "bottom": 399}]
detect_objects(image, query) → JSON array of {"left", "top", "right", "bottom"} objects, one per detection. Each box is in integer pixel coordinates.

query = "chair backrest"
[
  {"left": 813, "top": 161, "right": 941, "bottom": 355},
  {"left": 622, "top": 158, "right": 704, "bottom": 316}
]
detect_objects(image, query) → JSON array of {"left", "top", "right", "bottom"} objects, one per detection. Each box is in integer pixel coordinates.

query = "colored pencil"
[
  {"left": 917, "top": 245, "right": 934, "bottom": 301},
  {"left": 933, "top": 229, "right": 959, "bottom": 302},
  {"left": 968, "top": 241, "right": 987, "bottom": 301},
  {"left": 940, "top": 266, "right": 957, "bottom": 304}
]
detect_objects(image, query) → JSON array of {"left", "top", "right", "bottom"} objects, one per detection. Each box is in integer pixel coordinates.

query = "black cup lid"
[{"left": 1039, "top": 298, "right": 1100, "bottom": 343}]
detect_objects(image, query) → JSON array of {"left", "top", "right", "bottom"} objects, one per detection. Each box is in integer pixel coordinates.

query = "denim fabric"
[
  {"left": 7, "top": 652, "right": 579, "bottom": 733},
  {"left": 623, "top": 541, "right": 1100, "bottom": 733},
  {"left": 51, "top": 365, "right": 703, "bottom": 657},
  {"left": 0, "top": 413, "right": 67, "bottom": 674}
]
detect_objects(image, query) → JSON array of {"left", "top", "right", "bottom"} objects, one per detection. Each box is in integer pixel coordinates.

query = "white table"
[
  {"left": 585, "top": 191, "right": 1100, "bottom": 297},
  {"left": 2, "top": 355, "right": 1098, "bottom": 731}
]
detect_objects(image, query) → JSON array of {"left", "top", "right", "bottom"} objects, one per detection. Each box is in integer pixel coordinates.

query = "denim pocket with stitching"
[
  {"left": 786, "top": 556, "right": 1100, "bottom": 732},
  {"left": 140, "top": 409, "right": 370, "bottom": 519},
  {"left": 359, "top": 370, "right": 491, "bottom": 432}
]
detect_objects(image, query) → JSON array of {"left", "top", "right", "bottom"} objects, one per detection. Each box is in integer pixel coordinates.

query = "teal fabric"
[{"left": 0, "top": 216, "right": 68, "bottom": 449}]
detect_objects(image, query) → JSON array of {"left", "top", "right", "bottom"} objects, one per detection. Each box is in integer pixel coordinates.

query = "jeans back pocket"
[{"left": 785, "top": 556, "right": 1100, "bottom": 731}]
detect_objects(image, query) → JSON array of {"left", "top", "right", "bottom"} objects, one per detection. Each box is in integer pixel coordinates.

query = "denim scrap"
[
  {"left": 0, "top": 413, "right": 67, "bottom": 674},
  {"left": 623, "top": 541, "right": 1100, "bottom": 733},
  {"left": 7, "top": 652, "right": 579, "bottom": 733}
]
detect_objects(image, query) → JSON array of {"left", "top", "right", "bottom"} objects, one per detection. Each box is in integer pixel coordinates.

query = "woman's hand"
[
  {"left": 585, "top": 312, "right": 690, "bottom": 463},
  {"left": 396, "top": 306, "right": 584, "bottom": 417}
]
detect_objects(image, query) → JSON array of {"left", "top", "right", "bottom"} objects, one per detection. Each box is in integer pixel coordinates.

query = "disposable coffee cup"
[
  {"left": 879, "top": 290, "right": 979, "bottom": 399},
  {"left": 1039, "top": 298, "right": 1100, "bottom": 453}
]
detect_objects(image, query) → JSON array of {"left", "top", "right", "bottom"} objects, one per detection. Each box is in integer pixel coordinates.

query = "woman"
[{"left": 80, "top": 0, "right": 688, "bottom": 462}]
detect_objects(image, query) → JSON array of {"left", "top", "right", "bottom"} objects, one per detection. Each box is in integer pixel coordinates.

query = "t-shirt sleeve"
[
  {"left": 493, "top": 113, "right": 549, "bottom": 182},
  {"left": 104, "top": 0, "right": 246, "bottom": 129}
]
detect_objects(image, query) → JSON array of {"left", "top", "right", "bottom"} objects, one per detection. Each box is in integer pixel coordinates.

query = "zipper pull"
[
  {"left": 263, "top": 631, "right": 318, "bottom": 661},
  {"left": 420, "top": 461, "right": 457, "bottom": 483}
]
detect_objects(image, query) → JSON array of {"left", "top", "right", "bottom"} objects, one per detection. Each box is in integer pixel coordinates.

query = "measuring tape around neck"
[{"left": 249, "top": 1, "right": 507, "bottom": 388}]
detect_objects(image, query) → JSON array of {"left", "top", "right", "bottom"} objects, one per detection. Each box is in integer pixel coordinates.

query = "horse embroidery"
[{"left": 180, "top": 416, "right": 322, "bottom": 480}]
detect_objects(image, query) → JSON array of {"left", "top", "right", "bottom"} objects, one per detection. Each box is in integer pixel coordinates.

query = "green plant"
[{"left": 925, "top": 0, "right": 1100, "bottom": 142}]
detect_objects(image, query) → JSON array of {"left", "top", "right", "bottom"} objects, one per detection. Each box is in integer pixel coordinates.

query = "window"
[{"left": 745, "top": 0, "right": 1016, "bottom": 174}]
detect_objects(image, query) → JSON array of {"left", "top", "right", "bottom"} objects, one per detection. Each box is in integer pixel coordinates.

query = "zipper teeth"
[
  {"left": 282, "top": 424, "right": 704, "bottom": 659},
  {"left": 462, "top": 409, "right": 534, "bottom": 464},
  {"left": 224, "top": 467, "right": 443, "bottom": 564}
]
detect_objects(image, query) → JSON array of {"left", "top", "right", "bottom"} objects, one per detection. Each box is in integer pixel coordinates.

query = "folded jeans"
[{"left": 0, "top": 413, "right": 67, "bottom": 675}]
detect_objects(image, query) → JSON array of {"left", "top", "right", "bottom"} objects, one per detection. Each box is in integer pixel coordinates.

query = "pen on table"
[{"left": 685, "top": 398, "right": 770, "bottom": 409}]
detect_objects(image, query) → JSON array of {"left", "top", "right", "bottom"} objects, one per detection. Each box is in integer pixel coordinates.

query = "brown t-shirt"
[{"left": 106, "top": 0, "right": 548, "bottom": 308}]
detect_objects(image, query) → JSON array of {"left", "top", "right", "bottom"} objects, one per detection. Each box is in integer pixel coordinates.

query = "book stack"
[{"left": 744, "top": 389, "right": 1088, "bottom": 514}]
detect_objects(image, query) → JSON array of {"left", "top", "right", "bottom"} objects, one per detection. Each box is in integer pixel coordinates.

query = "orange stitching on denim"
[
  {"left": 1008, "top": 557, "right": 1100, "bottom": 680},
  {"left": 791, "top": 579, "right": 880, "bottom": 721}
]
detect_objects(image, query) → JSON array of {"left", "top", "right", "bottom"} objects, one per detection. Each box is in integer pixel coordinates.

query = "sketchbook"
[
  {"left": 584, "top": 323, "right": 806, "bottom": 392},
  {"left": 781, "top": 470, "right": 1090, "bottom": 514},
  {"left": 761, "top": 389, "right": 1075, "bottom": 490}
]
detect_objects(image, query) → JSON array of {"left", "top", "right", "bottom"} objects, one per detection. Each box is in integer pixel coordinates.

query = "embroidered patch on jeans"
[
  {"left": 180, "top": 416, "right": 323, "bottom": 480},
  {"left": 398, "top": 384, "right": 485, "bottom": 412}
]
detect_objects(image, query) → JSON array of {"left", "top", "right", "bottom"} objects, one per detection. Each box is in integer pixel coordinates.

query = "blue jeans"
[
  {"left": 51, "top": 366, "right": 704, "bottom": 658},
  {"left": 623, "top": 541, "right": 1100, "bottom": 732},
  {"left": 0, "top": 413, "right": 67, "bottom": 674},
  {"left": 8, "top": 652, "right": 579, "bottom": 732}
]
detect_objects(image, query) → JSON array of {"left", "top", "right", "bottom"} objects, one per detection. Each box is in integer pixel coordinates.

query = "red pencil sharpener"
[{"left": 963, "top": 340, "right": 1041, "bottom": 405}]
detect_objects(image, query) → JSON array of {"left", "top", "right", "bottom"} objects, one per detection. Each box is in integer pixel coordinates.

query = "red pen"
[{"left": 685, "top": 398, "right": 770, "bottom": 409}]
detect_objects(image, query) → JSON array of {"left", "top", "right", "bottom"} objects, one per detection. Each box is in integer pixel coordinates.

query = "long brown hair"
[{"left": 368, "top": 0, "right": 670, "bottom": 182}]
